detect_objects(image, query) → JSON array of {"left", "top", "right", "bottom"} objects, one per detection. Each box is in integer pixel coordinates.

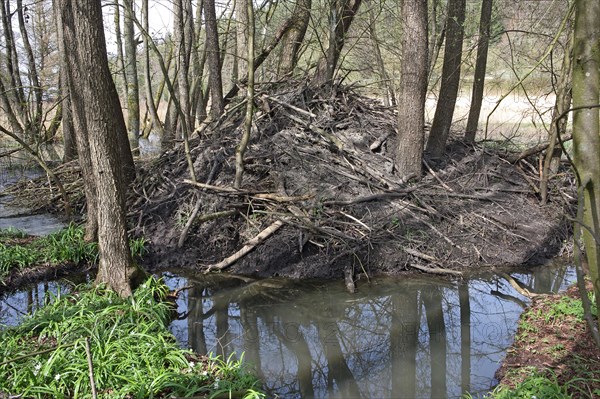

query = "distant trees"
[{"left": 465, "top": 0, "right": 493, "bottom": 143}]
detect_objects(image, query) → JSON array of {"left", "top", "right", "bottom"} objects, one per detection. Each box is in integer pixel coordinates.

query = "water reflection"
[
  {"left": 0, "top": 280, "right": 76, "bottom": 329},
  {"left": 165, "top": 265, "right": 575, "bottom": 399}
]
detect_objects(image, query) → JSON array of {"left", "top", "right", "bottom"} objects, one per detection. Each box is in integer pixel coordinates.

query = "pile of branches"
[{"left": 3, "top": 81, "right": 577, "bottom": 285}]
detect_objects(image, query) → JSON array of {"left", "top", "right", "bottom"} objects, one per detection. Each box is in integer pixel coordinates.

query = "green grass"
[
  {"left": 0, "top": 277, "right": 264, "bottom": 398},
  {"left": 0, "top": 224, "right": 147, "bottom": 281},
  {"left": 486, "top": 371, "right": 570, "bottom": 399}
]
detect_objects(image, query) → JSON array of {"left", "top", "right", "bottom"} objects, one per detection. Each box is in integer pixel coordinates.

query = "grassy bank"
[
  {"left": 0, "top": 277, "right": 264, "bottom": 398},
  {"left": 0, "top": 225, "right": 146, "bottom": 285},
  {"left": 483, "top": 284, "right": 600, "bottom": 399}
]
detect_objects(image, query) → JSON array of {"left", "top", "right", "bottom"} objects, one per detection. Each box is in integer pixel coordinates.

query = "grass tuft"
[
  {"left": 0, "top": 224, "right": 148, "bottom": 281},
  {"left": 0, "top": 277, "right": 264, "bottom": 398}
]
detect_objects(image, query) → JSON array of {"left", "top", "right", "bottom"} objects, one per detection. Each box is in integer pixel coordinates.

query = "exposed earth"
[
  {"left": 495, "top": 282, "right": 600, "bottom": 398},
  {"left": 2, "top": 82, "right": 576, "bottom": 286}
]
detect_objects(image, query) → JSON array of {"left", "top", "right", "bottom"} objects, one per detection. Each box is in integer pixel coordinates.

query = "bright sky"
[{"left": 102, "top": 0, "right": 174, "bottom": 55}]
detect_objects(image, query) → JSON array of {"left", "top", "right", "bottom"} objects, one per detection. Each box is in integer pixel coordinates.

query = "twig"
[
  {"left": 423, "top": 159, "right": 454, "bottom": 192},
  {"left": 85, "top": 338, "right": 98, "bottom": 399},
  {"left": 205, "top": 220, "right": 284, "bottom": 272}
]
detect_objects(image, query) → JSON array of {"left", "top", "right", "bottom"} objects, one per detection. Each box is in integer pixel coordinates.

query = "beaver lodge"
[{"left": 4, "top": 82, "right": 576, "bottom": 287}]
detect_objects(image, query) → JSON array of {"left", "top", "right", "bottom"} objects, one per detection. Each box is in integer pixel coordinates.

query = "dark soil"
[
  {"left": 495, "top": 283, "right": 600, "bottom": 398},
  {"left": 2, "top": 82, "right": 576, "bottom": 282}
]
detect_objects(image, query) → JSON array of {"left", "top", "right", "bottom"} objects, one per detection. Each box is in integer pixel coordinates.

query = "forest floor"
[
  {"left": 1, "top": 81, "right": 576, "bottom": 286},
  {"left": 493, "top": 282, "right": 600, "bottom": 398}
]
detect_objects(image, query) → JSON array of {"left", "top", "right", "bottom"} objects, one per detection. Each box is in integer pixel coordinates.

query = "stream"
[{"left": 1, "top": 263, "right": 575, "bottom": 398}]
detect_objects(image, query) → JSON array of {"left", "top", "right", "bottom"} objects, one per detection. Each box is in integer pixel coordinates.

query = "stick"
[
  {"left": 423, "top": 159, "right": 454, "bottom": 192},
  {"left": 85, "top": 338, "right": 98, "bottom": 399},
  {"left": 205, "top": 220, "right": 284, "bottom": 272},
  {"left": 408, "top": 263, "right": 463, "bottom": 276}
]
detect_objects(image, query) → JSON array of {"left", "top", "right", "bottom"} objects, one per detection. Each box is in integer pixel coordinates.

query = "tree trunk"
[
  {"left": 396, "top": 0, "right": 428, "bottom": 179},
  {"left": 123, "top": 0, "right": 140, "bottom": 145},
  {"left": 540, "top": 31, "right": 573, "bottom": 204},
  {"left": 312, "top": 0, "right": 362, "bottom": 87},
  {"left": 572, "top": 0, "right": 600, "bottom": 334},
  {"left": 58, "top": 0, "right": 145, "bottom": 297},
  {"left": 464, "top": 0, "right": 493, "bottom": 143},
  {"left": 425, "top": 0, "right": 465, "bottom": 158},
  {"left": 175, "top": 0, "right": 194, "bottom": 134},
  {"left": 204, "top": 0, "right": 225, "bottom": 118},
  {"left": 234, "top": 0, "right": 255, "bottom": 189},
  {"left": 236, "top": 0, "right": 249, "bottom": 79},
  {"left": 141, "top": 0, "right": 164, "bottom": 139},
  {"left": 278, "top": 0, "right": 312, "bottom": 77},
  {"left": 113, "top": 0, "right": 129, "bottom": 103}
]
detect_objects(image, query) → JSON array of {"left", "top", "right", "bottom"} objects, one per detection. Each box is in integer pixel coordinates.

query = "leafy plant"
[{"left": 0, "top": 277, "right": 264, "bottom": 398}]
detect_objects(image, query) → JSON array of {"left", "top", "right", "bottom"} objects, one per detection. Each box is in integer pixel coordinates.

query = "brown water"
[{"left": 162, "top": 263, "right": 574, "bottom": 398}]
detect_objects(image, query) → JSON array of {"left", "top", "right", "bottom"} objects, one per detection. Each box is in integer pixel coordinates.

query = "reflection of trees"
[
  {"left": 176, "top": 264, "right": 574, "bottom": 398},
  {"left": 187, "top": 286, "right": 207, "bottom": 354},
  {"left": 391, "top": 288, "right": 418, "bottom": 398},
  {"left": 424, "top": 285, "right": 447, "bottom": 398},
  {"left": 459, "top": 282, "right": 471, "bottom": 394}
]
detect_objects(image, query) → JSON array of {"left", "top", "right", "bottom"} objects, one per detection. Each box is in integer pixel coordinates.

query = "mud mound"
[
  {"left": 3, "top": 82, "right": 576, "bottom": 283},
  {"left": 127, "top": 82, "right": 575, "bottom": 282}
]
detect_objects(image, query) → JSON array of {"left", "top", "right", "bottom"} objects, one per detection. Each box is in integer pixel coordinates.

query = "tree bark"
[
  {"left": 234, "top": 0, "right": 255, "bottom": 189},
  {"left": 141, "top": 0, "right": 164, "bottom": 139},
  {"left": 464, "top": 0, "right": 493, "bottom": 143},
  {"left": 123, "top": 0, "right": 140, "bottom": 144},
  {"left": 113, "top": 0, "right": 129, "bottom": 103},
  {"left": 58, "top": 0, "right": 145, "bottom": 297},
  {"left": 235, "top": 0, "right": 249, "bottom": 79},
  {"left": 572, "top": 0, "right": 600, "bottom": 333},
  {"left": 204, "top": 0, "right": 225, "bottom": 118},
  {"left": 425, "top": 0, "right": 466, "bottom": 158},
  {"left": 396, "top": 0, "right": 428, "bottom": 179},
  {"left": 278, "top": 0, "right": 312, "bottom": 77},
  {"left": 312, "top": 0, "right": 362, "bottom": 87}
]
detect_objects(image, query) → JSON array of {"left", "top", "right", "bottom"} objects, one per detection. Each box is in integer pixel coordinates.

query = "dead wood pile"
[{"left": 3, "top": 81, "right": 576, "bottom": 282}]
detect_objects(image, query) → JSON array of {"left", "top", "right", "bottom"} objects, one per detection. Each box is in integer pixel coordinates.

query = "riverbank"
[
  {"left": 0, "top": 276, "right": 264, "bottom": 398},
  {"left": 492, "top": 282, "right": 600, "bottom": 398}
]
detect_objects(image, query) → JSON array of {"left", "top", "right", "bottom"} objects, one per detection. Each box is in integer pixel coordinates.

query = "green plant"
[
  {"left": 0, "top": 277, "right": 264, "bottom": 398},
  {"left": 485, "top": 371, "right": 570, "bottom": 399},
  {"left": 0, "top": 224, "right": 149, "bottom": 281}
]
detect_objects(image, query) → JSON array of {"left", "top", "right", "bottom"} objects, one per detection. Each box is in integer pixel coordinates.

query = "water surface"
[{"left": 163, "top": 264, "right": 574, "bottom": 398}]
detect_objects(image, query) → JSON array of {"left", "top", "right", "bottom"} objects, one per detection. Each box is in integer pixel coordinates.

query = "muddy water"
[
  {"left": 0, "top": 264, "right": 574, "bottom": 398},
  {"left": 164, "top": 264, "right": 574, "bottom": 399},
  {"left": 0, "top": 168, "right": 65, "bottom": 235}
]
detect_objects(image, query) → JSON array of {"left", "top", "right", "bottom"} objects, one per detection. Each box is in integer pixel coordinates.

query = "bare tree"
[
  {"left": 234, "top": 0, "right": 255, "bottom": 188},
  {"left": 58, "top": 0, "right": 145, "bottom": 296},
  {"left": 278, "top": 0, "right": 312, "bottom": 77},
  {"left": 123, "top": 0, "right": 140, "bottom": 144},
  {"left": 571, "top": 0, "right": 600, "bottom": 343},
  {"left": 312, "top": 0, "right": 363, "bottom": 87},
  {"left": 204, "top": 0, "right": 225, "bottom": 117},
  {"left": 465, "top": 0, "right": 493, "bottom": 143},
  {"left": 396, "top": 0, "right": 428, "bottom": 179},
  {"left": 426, "top": 0, "right": 466, "bottom": 158}
]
